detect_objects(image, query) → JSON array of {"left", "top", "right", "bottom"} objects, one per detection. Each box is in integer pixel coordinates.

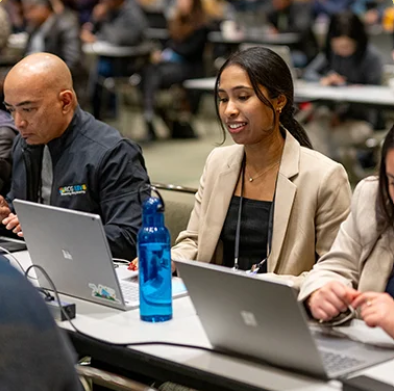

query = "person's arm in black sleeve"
[{"left": 98, "top": 140, "right": 150, "bottom": 261}]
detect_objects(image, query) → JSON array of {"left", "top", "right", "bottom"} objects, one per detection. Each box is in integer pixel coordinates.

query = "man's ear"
[{"left": 59, "top": 90, "right": 75, "bottom": 113}]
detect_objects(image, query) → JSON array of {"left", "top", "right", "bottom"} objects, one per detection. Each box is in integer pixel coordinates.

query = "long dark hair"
[
  {"left": 214, "top": 47, "right": 312, "bottom": 149},
  {"left": 377, "top": 125, "right": 394, "bottom": 231},
  {"left": 325, "top": 11, "right": 368, "bottom": 62}
]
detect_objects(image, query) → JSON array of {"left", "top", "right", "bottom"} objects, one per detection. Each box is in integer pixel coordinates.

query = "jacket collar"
[
  {"left": 46, "top": 106, "right": 82, "bottom": 160},
  {"left": 221, "top": 128, "right": 300, "bottom": 179},
  {"left": 199, "top": 129, "right": 302, "bottom": 271}
]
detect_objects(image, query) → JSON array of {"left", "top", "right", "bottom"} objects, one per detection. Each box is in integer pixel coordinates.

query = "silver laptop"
[
  {"left": 174, "top": 259, "right": 394, "bottom": 379},
  {"left": 13, "top": 199, "right": 187, "bottom": 311}
]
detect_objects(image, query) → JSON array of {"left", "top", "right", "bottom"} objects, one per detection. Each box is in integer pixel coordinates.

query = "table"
[
  {"left": 82, "top": 41, "right": 153, "bottom": 58},
  {"left": 7, "top": 250, "right": 394, "bottom": 391},
  {"left": 183, "top": 78, "right": 394, "bottom": 109},
  {"left": 208, "top": 31, "right": 300, "bottom": 47}
]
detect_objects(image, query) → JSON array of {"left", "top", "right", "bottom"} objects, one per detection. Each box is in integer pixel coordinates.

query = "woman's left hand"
[{"left": 352, "top": 292, "right": 394, "bottom": 339}]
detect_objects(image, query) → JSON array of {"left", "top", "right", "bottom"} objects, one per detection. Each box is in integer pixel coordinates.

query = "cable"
[
  {"left": 25, "top": 265, "right": 394, "bottom": 362},
  {"left": 23, "top": 265, "right": 248, "bottom": 360},
  {"left": 0, "top": 245, "right": 37, "bottom": 280}
]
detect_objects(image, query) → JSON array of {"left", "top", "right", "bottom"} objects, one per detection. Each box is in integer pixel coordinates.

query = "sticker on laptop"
[{"left": 89, "top": 283, "right": 121, "bottom": 304}]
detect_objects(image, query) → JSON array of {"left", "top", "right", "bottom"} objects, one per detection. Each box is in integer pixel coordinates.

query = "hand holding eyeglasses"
[{"left": 307, "top": 281, "right": 360, "bottom": 323}]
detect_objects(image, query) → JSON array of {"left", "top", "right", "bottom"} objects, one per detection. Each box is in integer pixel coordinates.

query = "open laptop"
[
  {"left": 13, "top": 199, "right": 187, "bottom": 311},
  {"left": 174, "top": 259, "right": 394, "bottom": 379}
]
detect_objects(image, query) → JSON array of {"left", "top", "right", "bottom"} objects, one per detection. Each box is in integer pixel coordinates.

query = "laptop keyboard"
[
  {"left": 120, "top": 281, "right": 139, "bottom": 303},
  {"left": 321, "top": 351, "right": 365, "bottom": 373}
]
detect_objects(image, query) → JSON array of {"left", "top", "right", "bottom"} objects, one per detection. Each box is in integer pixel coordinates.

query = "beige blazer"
[
  {"left": 299, "top": 177, "right": 394, "bottom": 301},
  {"left": 171, "top": 130, "right": 351, "bottom": 285}
]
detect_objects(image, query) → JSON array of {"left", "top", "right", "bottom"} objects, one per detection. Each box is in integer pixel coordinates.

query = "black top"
[
  {"left": 385, "top": 266, "right": 394, "bottom": 298},
  {"left": 220, "top": 196, "right": 272, "bottom": 271}
]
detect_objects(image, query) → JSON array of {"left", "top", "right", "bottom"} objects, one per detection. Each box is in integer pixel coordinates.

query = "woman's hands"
[
  {"left": 307, "top": 281, "right": 359, "bottom": 322},
  {"left": 352, "top": 292, "right": 394, "bottom": 339},
  {"left": 307, "top": 282, "right": 394, "bottom": 338}
]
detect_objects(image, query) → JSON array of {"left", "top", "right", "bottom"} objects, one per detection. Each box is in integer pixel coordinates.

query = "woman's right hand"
[{"left": 307, "top": 281, "right": 360, "bottom": 322}]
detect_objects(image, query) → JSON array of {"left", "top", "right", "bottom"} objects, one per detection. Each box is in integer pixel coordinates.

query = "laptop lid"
[
  {"left": 13, "top": 199, "right": 129, "bottom": 310},
  {"left": 174, "top": 259, "right": 394, "bottom": 379}
]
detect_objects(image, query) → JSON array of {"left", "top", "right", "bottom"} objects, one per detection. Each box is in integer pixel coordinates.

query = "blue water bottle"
[{"left": 138, "top": 187, "right": 172, "bottom": 322}]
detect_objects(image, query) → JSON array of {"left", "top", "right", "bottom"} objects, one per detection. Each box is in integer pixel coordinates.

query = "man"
[
  {"left": 0, "top": 53, "right": 150, "bottom": 261},
  {"left": 80, "top": 0, "right": 147, "bottom": 46},
  {"left": 22, "top": 0, "right": 87, "bottom": 102},
  {"left": 0, "top": 255, "right": 83, "bottom": 390}
]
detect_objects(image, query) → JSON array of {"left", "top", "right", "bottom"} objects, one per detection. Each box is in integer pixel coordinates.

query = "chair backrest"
[{"left": 152, "top": 183, "right": 197, "bottom": 246}]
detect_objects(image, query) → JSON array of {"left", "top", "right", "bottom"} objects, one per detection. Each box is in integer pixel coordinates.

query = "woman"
[
  {"left": 141, "top": 0, "right": 208, "bottom": 140},
  {"left": 170, "top": 47, "right": 351, "bottom": 287},
  {"left": 303, "top": 11, "right": 383, "bottom": 169},
  {"left": 300, "top": 125, "right": 394, "bottom": 338}
]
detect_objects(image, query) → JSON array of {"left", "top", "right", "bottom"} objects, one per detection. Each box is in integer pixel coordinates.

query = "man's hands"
[
  {"left": 0, "top": 196, "right": 23, "bottom": 236},
  {"left": 307, "top": 281, "right": 360, "bottom": 322},
  {"left": 0, "top": 196, "right": 11, "bottom": 221}
]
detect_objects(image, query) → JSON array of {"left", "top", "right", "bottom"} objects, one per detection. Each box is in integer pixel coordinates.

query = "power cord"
[
  {"left": 23, "top": 264, "right": 244, "bottom": 360},
  {"left": 0, "top": 245, "right": 37, "bottom": 280}
]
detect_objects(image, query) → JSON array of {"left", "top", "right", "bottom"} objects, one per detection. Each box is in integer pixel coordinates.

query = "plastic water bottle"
[{"left": 138, "top": 189, "right": 172, "bottom": 322}]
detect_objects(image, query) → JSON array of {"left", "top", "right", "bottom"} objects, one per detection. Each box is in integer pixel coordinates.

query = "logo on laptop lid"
[
  {"left": 241, "top": 311, "right": 258, "bottom": 327},
  {"left": 62, "top": 249, "right": 73, "bottom": 260}
]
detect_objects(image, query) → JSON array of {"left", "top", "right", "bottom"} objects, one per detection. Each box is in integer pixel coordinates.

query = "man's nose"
[{"left": 14, "top": 112, "right": 26, "bottom": 129}]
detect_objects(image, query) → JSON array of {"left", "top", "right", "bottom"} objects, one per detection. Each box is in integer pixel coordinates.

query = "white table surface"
[
  {"left": 183, "top": 78, "right": 394, "bottom": 107},
  {"left": 208, "top": 31, "right": 300, "bottom": 46},
  {"left": 82, "top": 41, "right": 152, "bottom": 57},
  {"left": 7, "top": 250, "right": 394, "bottom": 391}
]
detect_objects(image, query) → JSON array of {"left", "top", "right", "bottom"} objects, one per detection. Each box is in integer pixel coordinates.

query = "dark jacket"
[
  {"left": 0, "top": 256, "right": 82, "bottom": 391},
  {"left": 94, "top": 0, "right": 147, "bottom": 46},
  {"left": 24, "top": 10, "right": 85, "bottom": 82},
  {"left": 7, "top": 107, "right": 150, "bottom": 260}
]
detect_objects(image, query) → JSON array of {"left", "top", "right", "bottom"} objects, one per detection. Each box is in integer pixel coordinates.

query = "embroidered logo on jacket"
[{"left": 59, "top": 184, "right": 87, "bottom": 196}]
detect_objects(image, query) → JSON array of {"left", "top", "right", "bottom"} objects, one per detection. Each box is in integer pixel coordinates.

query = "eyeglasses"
[{"left": 318, "top": 305, "right": 356, "bottom": 327}]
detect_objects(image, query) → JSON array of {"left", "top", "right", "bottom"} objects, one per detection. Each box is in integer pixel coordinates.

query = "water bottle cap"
[{"left": 143, "top": 196, "right": 164, "bottom": 214}]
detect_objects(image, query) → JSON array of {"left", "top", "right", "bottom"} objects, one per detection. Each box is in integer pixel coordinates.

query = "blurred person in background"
[
  {"left": 303, "top": 11, "right": 383, "bottom": 181},
  {"left": 0, "top": 110, "right": 18, "bottom": 196},
  {"left": 3, "top": 0, "right": 26, "bottom": 33},
  {"left": 81, "top": 0, "right": 148, "bottom": 119},
  {"left": 267, "top": 0, "right": 319, "bottom": 67},
  {"left": 141, "top": 0, "right": 208, "bottom": 140},
  {"left": 22, "top": 0, "right": 88, "bottom": 104},
  {"left": 0, "top": 3, "right": 11, "bottom": 49},
  {"left": 0, "top": 5, "right": 16, "bottom": 196}
]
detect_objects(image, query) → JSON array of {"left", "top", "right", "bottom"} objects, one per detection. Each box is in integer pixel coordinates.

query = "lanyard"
[{"left": 233, "top": 155, "right": 276, "bottom": 273}]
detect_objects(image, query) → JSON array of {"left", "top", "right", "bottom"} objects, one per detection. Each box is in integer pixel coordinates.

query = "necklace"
[{"left": 245, "top": 162, "right": 279, "bottom": 183}]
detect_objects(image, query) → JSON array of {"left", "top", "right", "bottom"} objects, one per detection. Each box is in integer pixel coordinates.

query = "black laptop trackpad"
[{"left": 0, "top": 237, "right": 27, "bottom": 253}]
